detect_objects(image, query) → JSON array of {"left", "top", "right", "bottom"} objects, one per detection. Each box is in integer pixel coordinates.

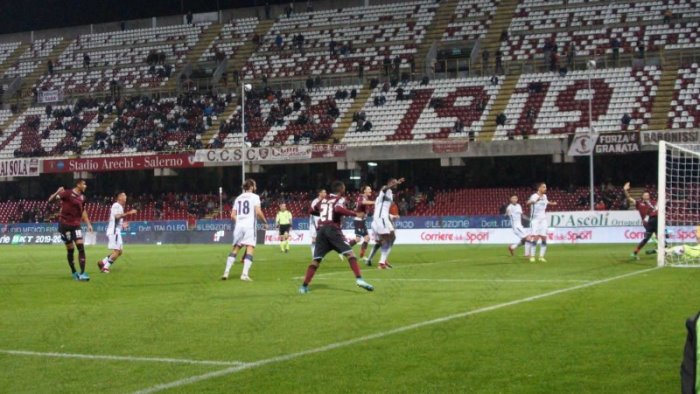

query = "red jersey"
[
  {"left": 635, "top": 199, "right": 657, "bottom": 223},
  {"left": 313, "top": 194, "right": 356, "bottom": 228},
  {"left": 58, "top": 189, "right": 86, "bottom": 226},
  {"left": 354, "top": 194, "right": 372, "bottom": 221}
]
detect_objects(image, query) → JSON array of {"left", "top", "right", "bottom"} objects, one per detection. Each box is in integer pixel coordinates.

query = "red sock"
[
  {"left": 360, "top": 242, "right": 368, "bottom": 257},
  {"left": 303, "top": 264, "right": 318, "bottom": 286},
  {"left": 348, "top": 257, "right": 362, "bottom": 278},
  {"left": 349, "top": 239, "right": 358, "bottom": 247}
]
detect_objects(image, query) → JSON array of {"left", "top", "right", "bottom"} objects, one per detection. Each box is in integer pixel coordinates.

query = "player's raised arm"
[
  {"left": 255, "top": 205, "right": 268, "bottom": 230},
  {"left": 623, "top": 182, "right": 636, "bottom": 205},
  {"left": 48, "top": 187, "right": 64, "bottom": 202}
]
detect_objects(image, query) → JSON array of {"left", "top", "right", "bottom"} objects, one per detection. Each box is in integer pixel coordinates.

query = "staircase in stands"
[
  {"left": 0, "top": 42, "right": 30, "bottom": 77},
  {"left": 227, "top": 19, "right": 275, "bottom": 83},
  {"left": 414, "top": 0, "right": 460, "bottom": 76},
  {"left": 648, "top": 58, "right": 680, "bottom": 131},
  {"left": 18, "top": 38, "right": 73, "bottom": 109},
  {"left": 479, "top": 0, "right": 519, "bottom": 75},
  {"left": 163, "top": 23, "right": 225, "bottom": 91},
  {"left": 478, "top": 74, "right": 518, "bottom": 141},
  {"left": 201, "top": 100, "right": 239, "bottom": 144},
  {"left": 329, "top": 82, "right": 373, "bottom": 143},
  {"left": 81, "top": 113, "right": 117, "bottom": 151}
]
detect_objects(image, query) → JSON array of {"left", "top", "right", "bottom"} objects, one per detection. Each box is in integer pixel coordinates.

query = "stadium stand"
[
  {"left": 0, "top": 100, "right": 100, "bottom": 159},
  {"left": 199, "top": 18, "right": 259, "bottom": 62},
  {"left": 35, "top": 23, "right": 211, "bottom": 95},
  {"left": 210, "top": 85, "right": 360, "bottom": 147},
  {"left": 668, "top": 63, "right": 700, "bottom": 128},
  {"left": 501, "top": 0, "right": 700, "bottom": 63},
  {"left": 242, "top": 1, "right": 437, "bottom": 80},
  {"left": 441, "top": 0, "right": 497, "bottom": 42},
  {"left": 493, "top": 66, "right": 660, "bottom": 139},
  {"left": 343, "top": 76, "right": 502, "bottom": 145},
  {"left": 4, "top": 38, "right": 63, "bottom": 79}
]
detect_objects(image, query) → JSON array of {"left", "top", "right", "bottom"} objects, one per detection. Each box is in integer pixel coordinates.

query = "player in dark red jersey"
[
  {"left": 624, "top": 182, "right": 658, "bottom": 260},
  {"left": 48, "top": 179, "right": 94, "bottom": 281},
  {"left": 299, "top": 181, "right": 374, "bottom": 294},
  {"left": 353, "top": 185, "right": 375, "bottom": 258}
]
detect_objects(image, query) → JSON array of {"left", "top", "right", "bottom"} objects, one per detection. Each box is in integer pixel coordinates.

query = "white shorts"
[
  {"left": 530, "top": 218, "right": 548, "bottom": 237},
  {"left": 371, "top": 217, "right": 392, "bottom": 236},
  {"left": 107, "top": 233, "right": 123, "bottom": 250},
  {"left": 512, "top": 225, "right": 528, "bottom": 239},
  {"left": 232, "top": 226, "right": 256, "bottom": 247},
  {"left": 309, "top": 218, "right": 318, "bottom": 239}
]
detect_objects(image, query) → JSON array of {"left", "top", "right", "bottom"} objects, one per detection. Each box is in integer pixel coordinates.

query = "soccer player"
[
  {"left": 663, "top": 226, "right": 700, "bottom": 260},
  {"left": 353, "top": 185, "right": 374, "bottom": 258},
  {"left": 624, "top": 182, "right": 658, "bottom": 260},
  {"left": 276, "top": 203, "right": 292, "bottom": 253},
  {"left": 98, "top": 192, "right": 137, "bottom": 273},
  {"left": 48, "top": 179, "right": 93, "bottom": 281},
  {"left": 299, "top": 181, "right": 374, "bottom": 294},
  {"left": 369, "top": 177, "right": 405, "bottom": 269},
  {"left": 309, "top": 188, "right": 327, "bottom": 257},
  {"left": 505, "top": 195, "right": 529, "bottom": 256},
  {"left": 526, "top": 182, "right": 557, "bottom": 262},
  {"left": 222, "top": 179, "right": 269, "bottom": 281}
]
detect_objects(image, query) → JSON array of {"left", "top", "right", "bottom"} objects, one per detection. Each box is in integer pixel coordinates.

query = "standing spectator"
[
  {"left": 275, "top": 34, "right": 283, "bottom": 51},
  {"left": 621, "top": 113, "right": 631, "bottom": 127},
  {"left": 637, "top": 42, "right": 645, "bottom": 59},
  {"left": 306, "top": 0, "right": 313, "bottom": 12},
  {"left": 329, "top": 39, "right": 337, "bottom": 56},
  {"left": 611, "top": 37, "right": 620, "bottom": 66},
  {"left": 83, "top": 53, "right": 91, "bottom": 68},
  {"left": 47, "top": 59, "right": 54, "bottom": 75},
  {"left": 264, "top": 1, "right": 271, "bottom": 19},
  {"left": 186, "top": 11, "right": 193, "bottom": 25},
  {"left": 495, "top": 50, "right": 503, "bottom": 75},
  {"left": 358, "top": 60, "right": 364, "bottom": 81},
  {"left": 285, "top": 4, "right": 292, "bottom": 18},
  {"left": 120, "top": 21, "right": 126, "bottom": 31},
  {"left": 482, "top": 49, "right": 489, "bottom": 73}
]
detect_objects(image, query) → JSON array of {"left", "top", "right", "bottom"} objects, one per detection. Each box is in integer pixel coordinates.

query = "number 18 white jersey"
[{"left": 233, "top": 192, "right": 261, "bottom": 230}]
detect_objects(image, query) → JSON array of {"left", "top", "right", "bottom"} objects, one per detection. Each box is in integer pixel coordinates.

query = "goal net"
[{"left": 658, "top": 141, "right": 700, "bottom": 267}]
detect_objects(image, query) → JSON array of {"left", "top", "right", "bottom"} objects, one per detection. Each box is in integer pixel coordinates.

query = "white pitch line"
[
  {"left": 291, "top": 258, "right": 468, "bottom": 280},
  {"left": 133, "top": 266, "right": 659, "bottom": 394},
  {"left": 0, "top": 349, "right": 245, "bottom": 367},
  {"left": 303, "top": 277, "right": 593, "bottom": 283}
]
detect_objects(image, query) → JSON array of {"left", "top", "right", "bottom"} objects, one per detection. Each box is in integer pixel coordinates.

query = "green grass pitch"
[{"left": 0, "top": 243, "right": 698, "bottom": 393}]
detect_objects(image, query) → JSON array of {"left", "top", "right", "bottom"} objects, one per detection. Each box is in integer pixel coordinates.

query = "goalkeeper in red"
[
  {"left": 624, "top": 182, "right": 658, "bottom": 260},
  {"left": 299, "top": 181, "right": 374, "bottom": 294}
]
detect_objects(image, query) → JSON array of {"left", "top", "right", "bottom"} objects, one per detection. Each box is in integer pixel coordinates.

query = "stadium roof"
[{"left": 1, "top": 0, "right": 291, "bottom": 35}]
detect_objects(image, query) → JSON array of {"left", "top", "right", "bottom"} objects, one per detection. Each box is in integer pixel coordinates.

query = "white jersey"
[
  {"left": 373, "top": 188, "right": 393, "bottom": 221},
  {"left": 309, "top": 197, "right": 321, "bottom": 230},
  {"left": 528, "top": 193, "right": 549, "bottom": 220},
  {"left": 106, "top": 202, "right": 124, "bottom": 235},
  {"left": 233, "top": 192, "right": 261, "bottom": 230},
  {"left": 506, "top": 203, "right": 523, "bottom": 228}
]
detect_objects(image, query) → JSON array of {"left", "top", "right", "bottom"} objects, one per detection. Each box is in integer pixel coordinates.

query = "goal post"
[{"left": 657, "top": 140, "right": 700, "bottom": 267}]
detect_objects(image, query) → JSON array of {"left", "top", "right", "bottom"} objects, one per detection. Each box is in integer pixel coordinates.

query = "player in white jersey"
[
  {"left": 526, "top": 183, "right": 558, "bottom": 262},
  {"left": 98, "top": 192, "right": 137, "bottom": 273},
  {"left": 369, "top": 177, "right": 404, "bottom": 269},
  {"left": 222, "top": 179, "right": 268, "bottom": 281},
  {"left": 505, "top": 195, "right": 529, "bottom": 256},
  {"left": 308, "top": 188, "right": 327, "bottom": 257}
]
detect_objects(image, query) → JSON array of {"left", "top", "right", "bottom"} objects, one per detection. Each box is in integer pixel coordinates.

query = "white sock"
[
  {"left": 224, "top": 254, "right": 236, "bottom": 276},
  {"left": 242, "top": 258, "right": 253, "bottom": 276},
  {"left": 540, "top": 244, "right": 547, "bottom": 257},
  {"left": 525, "top": 242, "right": 531, "bottom": 256},
  {"left": 510, "top": 243, "right": 518, "bottom": 250},
  {"left": 379, "top": 245, "right": 391, "bottom": 265},
  {"left": 311, "top": 243, "right": 315, "bottom": 257}
]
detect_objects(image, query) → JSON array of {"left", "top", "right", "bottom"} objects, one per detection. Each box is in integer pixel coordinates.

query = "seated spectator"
[
  {"left": 453, "top": 120, "right": 464, "bottom": 134},
  {"left": 396, "top": 87, "right": 405, "bottom": 100},
  {"left": 362, "top": 120, "right": 373, "bottom": 131},
  {"left": 490, "top": 75, "right": 499, "bottom": 85},
  {"left": 421, "top": 76, "right": 429, "bottom": 85}
]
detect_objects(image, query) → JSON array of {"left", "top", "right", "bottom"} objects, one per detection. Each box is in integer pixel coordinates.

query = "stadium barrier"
[{"left": 3, "top": 211, "right": 694, "bottom": 246}]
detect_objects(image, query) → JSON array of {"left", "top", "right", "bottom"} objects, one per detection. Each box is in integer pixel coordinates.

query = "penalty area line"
[
  {"left": 0, "top": 349, "right": 245, "bottom": 367},
  {"left": 133, "top": 266, "right": 659, "bottom": 394}
]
